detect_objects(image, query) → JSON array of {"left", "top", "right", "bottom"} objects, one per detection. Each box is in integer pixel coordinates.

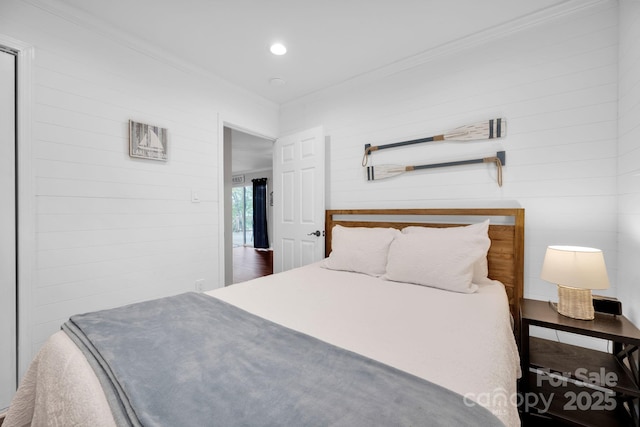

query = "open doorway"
[{"left": 224, "top": 127, "right": 274, "bottom": 285}]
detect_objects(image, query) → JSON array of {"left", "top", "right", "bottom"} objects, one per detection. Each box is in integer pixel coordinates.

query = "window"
[{"left": 232, "top": 185, "right": 253, "bottom": 247}]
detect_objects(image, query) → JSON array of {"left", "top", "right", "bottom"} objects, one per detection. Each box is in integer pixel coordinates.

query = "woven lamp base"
[{"left": 557, "top": 285, "right": 594, "bottom": 320}]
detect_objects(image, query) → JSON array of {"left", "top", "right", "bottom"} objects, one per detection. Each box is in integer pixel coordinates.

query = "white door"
[
  {"left": 0, "top": 48, "right": 16, "bottom": 411},
  {"left": 273, "top": 127, "right": 325, "bottom": 273}
]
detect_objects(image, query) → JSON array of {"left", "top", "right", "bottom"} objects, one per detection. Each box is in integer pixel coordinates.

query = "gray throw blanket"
[{"left": 62, "top": 292, "right": 503, "bottom": 427}]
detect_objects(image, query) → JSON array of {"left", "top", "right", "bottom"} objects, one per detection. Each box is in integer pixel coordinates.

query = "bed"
[{"left": 4, "top": 208, "right": 524, "bottom": 427}]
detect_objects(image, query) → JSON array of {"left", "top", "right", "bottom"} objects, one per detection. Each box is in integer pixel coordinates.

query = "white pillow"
[
  {"left": 323, "top": 225, "right": 400, "bottom": 277},
  {"left": 402, "top": 220, "right": 493, "bottom": 285},
  {"left": 384, "top": 232, "right": 489, "bottom": 293}
]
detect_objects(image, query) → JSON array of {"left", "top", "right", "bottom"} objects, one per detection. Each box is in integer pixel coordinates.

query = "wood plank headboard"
[{"left": 325, "top": 208, "right": 525, "bottom": 325}]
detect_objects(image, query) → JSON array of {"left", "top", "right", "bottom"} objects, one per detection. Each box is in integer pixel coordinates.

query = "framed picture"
[{"left": 129, "top": 120, "right": 168, "bottom": 161}]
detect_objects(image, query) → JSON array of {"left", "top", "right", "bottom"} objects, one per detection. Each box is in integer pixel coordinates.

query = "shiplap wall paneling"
[
  {"left": 279, "top": 1, "right": 619, "bottom": 305},
  {"left": 32, "top": 49, "right": 220, "bottom": 352},
  {"left": 0, "top": 0, "right": 279, "bottom": 379},
  {"left": 617, "top": 0, "right": 640, "bottom": 326}
]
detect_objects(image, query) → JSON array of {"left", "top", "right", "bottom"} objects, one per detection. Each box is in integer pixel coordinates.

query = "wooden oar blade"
[
  {"left": 366, "top": 164, "right": 407, "bottom": 181},
  {"left": 443, "top": 118, "right": 506, "bottom": 141}
]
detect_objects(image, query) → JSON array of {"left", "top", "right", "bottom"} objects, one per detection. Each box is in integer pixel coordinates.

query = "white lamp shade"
[{"left": 540, "top": 245, "right": 610, "bottom": 290}]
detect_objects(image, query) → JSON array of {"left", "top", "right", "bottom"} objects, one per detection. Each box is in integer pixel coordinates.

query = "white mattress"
[{"left": 5, "top": 262, "right": 520, "bottom": 427}]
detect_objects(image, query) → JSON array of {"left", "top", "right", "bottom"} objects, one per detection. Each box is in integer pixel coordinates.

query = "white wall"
[
  {"left": 280, "top": 1, "right": 619, "bottom": 307},
  {"left": 617, "top": 0, "right": 640, "bottom": 326},
  {"left": 0, "top": 0, "right": 279, "bottom": 376}
]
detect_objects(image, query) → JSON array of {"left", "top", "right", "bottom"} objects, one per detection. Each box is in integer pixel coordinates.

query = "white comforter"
[{"left": 5, "top": 262, "right": 520, "bottom": 427}]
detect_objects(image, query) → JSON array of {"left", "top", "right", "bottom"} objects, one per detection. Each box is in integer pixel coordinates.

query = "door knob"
[{"left": 307, "top": 230, "right": 321, "bottom": 237}]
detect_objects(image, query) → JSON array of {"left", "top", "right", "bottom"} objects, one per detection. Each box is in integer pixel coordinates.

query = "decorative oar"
[
  {"left": 362, "top": 118, "right": 506, "bottom": 166},
  {"left": 366, "top": 151, "right": 506, "bottom": 186}
]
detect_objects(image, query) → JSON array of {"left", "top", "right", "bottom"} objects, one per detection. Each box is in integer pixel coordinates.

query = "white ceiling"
[
  {"left": 48, "top": 0, "right": 572, "bottom": 105},
  {"left": 230, "top": 129, "right": 273, "bottom": 174}
]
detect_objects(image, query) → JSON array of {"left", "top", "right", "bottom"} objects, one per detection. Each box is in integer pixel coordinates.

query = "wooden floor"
[{"left": 233, "top": 246, "right": 273, "bottom": 283}]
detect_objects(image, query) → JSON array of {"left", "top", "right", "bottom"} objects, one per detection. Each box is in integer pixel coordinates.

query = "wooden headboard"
[{"left": 325, "top": 208, "right": 525, "bottom": 325}]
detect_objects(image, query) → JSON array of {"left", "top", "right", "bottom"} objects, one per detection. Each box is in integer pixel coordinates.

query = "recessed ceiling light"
[
  {"left": 270, "top": 43, "right": 287, "bottom": 55},
  {"left": 269, "top": 77, "right": 286, "bottom": 86}
]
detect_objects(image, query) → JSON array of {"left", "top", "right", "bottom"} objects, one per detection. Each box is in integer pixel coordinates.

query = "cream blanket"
[{"left": 5, "top": 332, "right": 115, "bottom": 427}]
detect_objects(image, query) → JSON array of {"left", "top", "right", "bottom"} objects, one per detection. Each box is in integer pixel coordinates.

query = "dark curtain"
[{"left": 252, "top": 178, "right": 269, "bottom": 249}]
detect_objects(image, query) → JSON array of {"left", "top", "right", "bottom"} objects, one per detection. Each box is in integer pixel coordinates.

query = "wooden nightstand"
[{"left": 520, "top": 298, "right": 640, "bottom": 426}]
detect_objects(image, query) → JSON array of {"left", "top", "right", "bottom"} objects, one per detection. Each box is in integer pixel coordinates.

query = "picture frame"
[{"left": 129, "top": 120, "right": 168, "bottom": 161}]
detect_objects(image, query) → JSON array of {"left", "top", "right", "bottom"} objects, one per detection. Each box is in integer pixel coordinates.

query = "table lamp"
[{"left": 540, "top": 245, "right": 610, "bottom": 320}]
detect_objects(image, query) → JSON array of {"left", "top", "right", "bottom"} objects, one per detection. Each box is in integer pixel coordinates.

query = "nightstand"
[{"left": 520, "top": 298, "right": 640, "bottom": 427}]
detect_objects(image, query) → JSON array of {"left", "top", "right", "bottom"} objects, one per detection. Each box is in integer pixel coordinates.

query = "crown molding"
[
  {"left": 284, "top": 0, "right": 613, "bottom": 105},
  {"left": 22, "top": 0, "right": 612, "bottom": 107},
  {"left": 21, "top": 0, "right": 279, "bottom": 109},
  {"left": 400, "top": 0, "right": 611, "bottom": 69}
]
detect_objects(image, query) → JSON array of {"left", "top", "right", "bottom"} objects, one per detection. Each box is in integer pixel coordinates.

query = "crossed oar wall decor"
[{"left": 362, "top": 118, "right": 507, "bottom": 187}]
